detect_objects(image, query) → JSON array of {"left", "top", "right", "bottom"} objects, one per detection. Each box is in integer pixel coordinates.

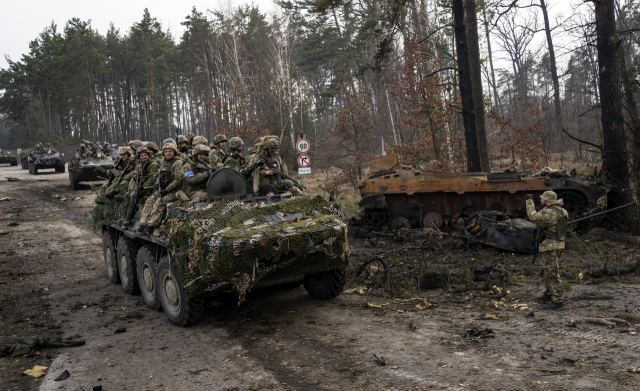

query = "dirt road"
[{"left": 1, "top": 164, "right": 640, "bottom": 391}]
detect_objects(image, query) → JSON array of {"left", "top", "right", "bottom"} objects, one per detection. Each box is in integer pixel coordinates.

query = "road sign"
[
  {"left": 296, "top": 138, "right": 310, "bottom": 154},
  {"left": 298, "top": 167, "right": 311, "bottom": 175},
  {"left": 297, "top": 154, "right": 310, "bottom": 167}
]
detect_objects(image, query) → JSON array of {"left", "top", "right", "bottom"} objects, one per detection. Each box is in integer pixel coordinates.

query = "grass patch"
[
  {"left": 348, "top": 370, "right": 365, "bottom": 381},
  {"left": 609, "top": 343, "right": 621, "bottom": 348},
  {"left": 509, "top": 275, "right": 527, "bottom": 286},
  {"left": 306, "top": 320, "right": 316, "bottom": 325},
  {"left": 598, "top": 305, "right": 614, "bottom": 310},
  {"left": 562, "top": 281, "right": 572, "bottom": 291}
]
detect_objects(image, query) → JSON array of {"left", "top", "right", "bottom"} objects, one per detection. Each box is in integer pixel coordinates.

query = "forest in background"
[{"left": 0, "top": 0, "right": 639, "bottom": 192}]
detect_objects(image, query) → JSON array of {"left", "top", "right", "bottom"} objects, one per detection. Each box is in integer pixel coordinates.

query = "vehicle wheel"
[
  {"left": 69, "top": 171, "right": 79, "bottom": 190},
  {"left": 157, "top": 256, "right": 204, "bottom": 326},
  {"left": 56, "top": 164, "right": 65, "bottom": 173},
  {"left": 137, "top": 245, "right": 161, "bottom": 311},
  {"left": 555, "top": 190, "right": 588, "bottom": 219},
  {"left": 30, "top": 163, "right": 38, "bottom": 175},
  {"left": 303, "top": 268, "right": 346, "bottom": 299},
  {"left": 102, "top": 229, "right": 119, "bottom": 284},
  {"left": 11, "top": 161, "right": 17, "bottom": 166},
  {"left": 117, "top": 236, "right": 140, "bottom": 295},
  {"left": 28, "top": 162, "right": 32, "bottom": 173}
]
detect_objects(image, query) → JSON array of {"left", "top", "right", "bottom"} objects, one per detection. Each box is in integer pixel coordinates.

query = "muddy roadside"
[{"left": 1, "top": 165, "right": 639, "bottom": 391}]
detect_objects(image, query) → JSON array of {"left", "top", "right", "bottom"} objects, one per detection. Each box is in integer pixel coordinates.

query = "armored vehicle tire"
[
  {"left": 136, "top": 246, "right": 161, "bottom": 311},
  {"left": 29, "top": 162, "right": 38, "bottom": 175},
  {"left": 11, "top": 161, "right": 17, "bottom": 166},
  {"left": 117, "top": 236, "right": 140, "bottom": 295},
  {"left": 302, "top": 268, "right": 346, "bottom": 300},
  {"left": 69, "top": 172, "right": 79, "bottom": 190},
  {"left": 56, "top": 165, "right": 65, "bottom": 173},
  {"left": 102, "top": 229, "right": 120, "bottom": 284},
  {"left": 157, "top": 256, "right": 204, "bottom": 327}
]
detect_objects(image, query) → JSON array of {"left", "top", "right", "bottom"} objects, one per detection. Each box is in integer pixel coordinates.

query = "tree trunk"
[
  {"left": 482, "top": 5, "right": 501, "bottom": 113},
  {"left": 453, "top": 0, "right": 490, "bottom": 172},
  {"left": 594, "top": 0, "right": 630, "bottom": 210},
  {"left": 618, "top": 45, "right": 640, "bottom": 190},
  {"left": 540, "top": 0, "right": 562, "bottom": 129}
]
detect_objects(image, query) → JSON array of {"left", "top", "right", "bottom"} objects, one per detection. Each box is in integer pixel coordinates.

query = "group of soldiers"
[
  {"left": 33, "top": 143, "right": 55, "bottom": 152},
  {"left": 75, "top": 140, "right": 113, "bottom": 159},
  {"left": 95, "top": 133, "right": 303, "bottom": 236}
]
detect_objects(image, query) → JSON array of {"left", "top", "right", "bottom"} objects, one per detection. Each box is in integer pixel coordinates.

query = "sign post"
[{"left": 295, "top": 138, "right": 311, "bottom": 188}]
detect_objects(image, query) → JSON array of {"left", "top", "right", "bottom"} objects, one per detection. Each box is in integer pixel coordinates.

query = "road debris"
[
  {"left": 465, "top": 328, "right": 495, "bottom": 338},
  {"left": 114, "top": 327, "right": 126, "bottom": 334},
  {"left": 585, "top": 317, "right": 629, "bottom": 328},
  {"left": 54, "top": 370, "right": 71, "bottom": 381},
  {"left": 373, "top": 354, "right": 387, "bottom": 366},
  {"left": 0, "top": 336, "right": 85, "bottom": 357},
  {"left": 23, "top": 365, "right": 48, "bottom": 377}
]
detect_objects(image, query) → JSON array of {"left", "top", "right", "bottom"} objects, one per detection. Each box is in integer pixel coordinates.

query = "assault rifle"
[
  {"left": 196, "top": 162, "right": 218, "bottom": 174},
  {"left": 261, "top": 159, "right": 306, "bottom": 190},
  {"left": 108, "top": 157, "right": 132, "bottom": 189},
  {"left": 157, "top": 168, "right": 169, "bottom": 205}
]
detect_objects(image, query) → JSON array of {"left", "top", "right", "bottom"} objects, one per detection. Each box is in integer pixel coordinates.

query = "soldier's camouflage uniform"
[
  {"left": 96, "top": 151, "right": 133, "bottom": 197},
  {"left": 120, "top": 156, "right": 159, "bottom": 224},
  {"left": 257, "top": 140, "right": 302, "bottom": 195},
  {"left": 182, "top": 151, "right": 214, "bottom": 202},
  {"left": 140, "top": 144, "right": 183, "bottom": 228},
  {"left": 526, "top": 197, "right": 568, "bottom": 304}
]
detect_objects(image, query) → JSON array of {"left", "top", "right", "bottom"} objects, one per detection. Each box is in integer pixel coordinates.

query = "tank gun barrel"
[{"left": 568, "top": 202, "right": 636, "bottom": 225}]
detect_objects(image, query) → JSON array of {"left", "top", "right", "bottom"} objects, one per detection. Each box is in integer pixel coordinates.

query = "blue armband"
[
  {"left": 184, "top": 171, "right": 194, "bottom": 178},
  {"left": 207, "top": 171, "right": 211, "bottom": 178}
]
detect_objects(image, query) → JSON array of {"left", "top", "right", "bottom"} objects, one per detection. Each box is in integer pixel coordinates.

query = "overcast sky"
[{"left": 0, "top": 0, "right": 590, "bottom": 73}]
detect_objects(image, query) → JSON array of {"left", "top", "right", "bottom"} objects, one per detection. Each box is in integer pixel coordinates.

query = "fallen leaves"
[
  {"left": 344, "top": 286, "right": 367, "bottom": 295},
  {"left": 23, "top": 365, "right": 48, "bottom": 377}
]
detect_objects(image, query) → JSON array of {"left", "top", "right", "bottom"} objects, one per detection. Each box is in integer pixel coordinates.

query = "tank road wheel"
[
  {"left": 363, "top": 209, "right": 389, "bottom": 227},
  {"left": 117, "top": 236, "right": 140, "bottom": 295},
  {"left": 303, "top": 268, "right": 346, "bottom": 300},
  {"left": 389, "top": 216, "right": 411, "bottom": 232},
  {"left": 69, "top": 171, "right": 79, "bottom": 190},
  {"left": 136, "top": 246, "right": 161, "bottom": 311},
  {"left": 102, "top": 229, "right": 120, "bottom": 284},
  {"left": 157, "top": 256, "right": 204, "bottom": 327},
  {"left": 555, "top": 190, "right": 588, "bottom": 219},
  {"left": 30, "top": 162, "right": 38, "bottom": 175}
]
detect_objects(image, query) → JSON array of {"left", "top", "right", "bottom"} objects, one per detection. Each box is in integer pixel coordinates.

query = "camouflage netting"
[{"left": 92, "top": 196, "right": 348, "bottom": 303}]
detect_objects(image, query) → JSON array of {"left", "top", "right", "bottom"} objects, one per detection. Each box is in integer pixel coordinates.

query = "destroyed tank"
[
  {"left": 28, "top": 147, "right": 66, "bottom": 174},
  {"left": 69, "top": 144, "right": 115, "bottom": 190},
  {"left": 358, "top": 154, "right": 611, "bottom": 230},
  {"left": 93, "top": 167, "right": 349, "bottom": 327},
  {"left": 0, "top": 150, "right": 18, "bottom": 166},
  {"left": 20, "top": 148, "right": 32, "bottom": 169}
]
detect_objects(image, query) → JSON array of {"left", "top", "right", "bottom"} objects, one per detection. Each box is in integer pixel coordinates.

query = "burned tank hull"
[
  {"left": 358, "top": 154, "right": 611, "bottom": 230},
  {"left": 69, "top": 155, "right": 114, "bottom": 190},
  {"left": 0, "top": 151, "right": 18, "bottom": 166}
]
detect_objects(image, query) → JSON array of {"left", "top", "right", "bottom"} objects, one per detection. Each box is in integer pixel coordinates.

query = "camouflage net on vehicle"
[
  {"left": 91, "top": 195, "right": 348, "bottom": 303},
  {"left": 158, "top": 196, "right": 348, "bottom": 302}
]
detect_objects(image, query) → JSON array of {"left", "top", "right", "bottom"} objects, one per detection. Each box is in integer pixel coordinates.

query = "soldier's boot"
[
  {"left": 136, "top": 225, "right": 147, "bottom": 233},
  {"left": 122, "top": 219, "right": 132, "bottom": 230},
  {"left": 114, "top": 194, "right": 125, "bottom": 201},
  {"left": 116, "top": 219, "right": 125, "bottom": 225},
  {"left": 542, "top": 302, "right": 563, "bottom": 310},
  {"left": 95, "top": 198, "right": 108, "bottom": 205},
  {"left": 535, "top": 294, "right": 553, "bottom": 303},
  {"left": 104, "top": 189, "right": 117, "bottom": 199}
]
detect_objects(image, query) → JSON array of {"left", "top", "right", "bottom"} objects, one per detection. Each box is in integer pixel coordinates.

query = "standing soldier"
[
  {"left": 257, "top": 137, "right": 302, "bottom": 195},
  {"left": 209, "top": 135, "right": 228, "bottom": 167},
  {"left": 118, "top": 147, "right": 159, "bottom": 229},
  {"left": 182, "top": 145, "right": 215, "bottom": 201},
  {"left": 137, "top": 142, "right": 183, "bottom": 236},
  {"left": 527, "top": 191, "right": 568, "bottom": 310}
]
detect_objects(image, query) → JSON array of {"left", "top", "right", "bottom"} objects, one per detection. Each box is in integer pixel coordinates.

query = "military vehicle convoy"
[
  {"left": 28, "top": 147, "right": 66, "bottom": 174},
  {"left": 0, "top": 150, "right": 18, "bottom": 166},
  {"left": 358, "top": 154, "right": 612, "bottom": 231},
  {"left": 69, "top": 144, "right": 115, "bottom": 190},
  {"left": 93, "top": 167, "right": 348, "bottom": 326}
]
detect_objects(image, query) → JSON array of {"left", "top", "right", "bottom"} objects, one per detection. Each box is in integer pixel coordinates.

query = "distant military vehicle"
[
  {"left": 0, "top": 150, "right": 17, "bottom": 166},
  {"left": 69, "top": 143, "right": 115, "bottom": 190},
  {"left": 93, "top": 167, "right": 348, "bottom": 326},
  {"left": 28, "top": 147, "right": 65, "bottom": 174},
  {"left": 20, "top": 149, "right": 32, "bottom": 169},
  {"left": 358, "top": 154, "right": 612, "bottom": 231}
]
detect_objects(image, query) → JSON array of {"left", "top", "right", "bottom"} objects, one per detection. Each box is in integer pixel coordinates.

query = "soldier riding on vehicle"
[
  {"left": 117, "top": 146, "right": 159, "bottom": 229},
  {"left": 258, "top": 137, "right": 303, "bottom": 195},
  {"left": 182, "top": 144, "right": 215, "bottom": 202},
  {"left": 209, "top": 134, "right": 228, "bottom": 167}
]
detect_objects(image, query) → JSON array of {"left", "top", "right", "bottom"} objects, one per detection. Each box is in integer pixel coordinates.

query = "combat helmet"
[
  {"left": 118, "top": 147, "right": 132, "bottom": 156},
  {"left": 192, "top": 135, "right": 208, "bottom": 146},
  {"left": 228, "top": 137, "right": 244, "bottom": 150},
  {"left": 262, "top": 136, "right": 279, "bottom": 151},
  {"left": 162, "top": 138, "right": 175, "bottom": 146},
  {"left": 186, "top": 132, "right": 195, "bottom": 145},
  {"left": 136, "top": 146, "right": 150, "bottom": 157},
  {"left": 176, "top": 135, "right": 188, "bottom": 145},
  {"left": 129, "top": 140, "right": 144, "bottom": 151},
  {"left": 162, "top": 142, "right": 179, "bottom": 156},
  {"left": 212, "top": 134, "right": 228, "bottom": 146},
  {"left": 540, "top": 191, "right": 558, "bottom": 203},
  {"left": 145, "top": 142, "right": 159, "bottom": 154},
  {"left": 193, "top": 144, "right": 211, "bottom": 155}
]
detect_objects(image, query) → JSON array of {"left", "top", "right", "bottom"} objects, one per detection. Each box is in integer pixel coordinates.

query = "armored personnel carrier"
[
  {"left": 358, "top": 154, "right": 611, "bottom": 230},
  {"left": 28, "top": 147, "right": 65, "bottom": 174},
  {"left": 69, "top": 144, "right": 115, "bottom": 190},
  {"left": 0, "top": 150, "right": 17, "bottom": 166},
  {"left": 20, "top": 149, "right": 32, "bottom": 169},
  {"left": 93, "top": 167, "right": 348, "bottom": 326}
]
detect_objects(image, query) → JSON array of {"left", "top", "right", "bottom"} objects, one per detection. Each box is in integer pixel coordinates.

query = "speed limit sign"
[{"left": 296, "top": 138, "right": 310, "bottom": 154}]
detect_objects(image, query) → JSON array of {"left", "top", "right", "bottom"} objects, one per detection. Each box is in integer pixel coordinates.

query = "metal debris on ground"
[
  {"left": 373, "top": 354, "right": 387, "bottom": 366},
  {"left": 7, "top": 177, "right": 19, "bottom": 182},
  {"left": 54, "top": 370, "right": 71, "bottom": 381},
  {"left": 114, "top": 327, "right": 126, "bottom": 334},
  {"left": 465, "top": 328, "right": 495, "bottom": 338}
]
